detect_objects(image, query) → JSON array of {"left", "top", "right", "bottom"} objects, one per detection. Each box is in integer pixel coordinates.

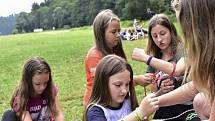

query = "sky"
[{"left": 0, "top": 0, "right": 44, "bottom": 17}]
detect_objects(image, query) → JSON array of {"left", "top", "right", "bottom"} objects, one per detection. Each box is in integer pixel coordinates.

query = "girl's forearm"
[
  {"left": 56, "top": 113, "right": 64, "bottom": 121},
  {"left": 209, "top": 99, "right": 215, "bottom": 121},
  {"left": 148, "top": 57, "right": 185, "bottom": 76},
  {"left": 158, "top": 81, "right": 198, "bottom": 107},
  {"left": 22, "top": 111, "right": 33, "bottom": 121}
]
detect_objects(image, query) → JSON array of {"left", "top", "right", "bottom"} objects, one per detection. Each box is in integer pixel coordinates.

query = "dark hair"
[
  {"left": 83, "top": 55, "right": 138, "bottom": 121},
  {"left": 10, "top": 56, "right": 56, "bottom": 118},
  {"left": 147, "top": 13, "right": 182, "bottom": 58},
  {"left": 93, "top": 9, "right": 126, "bottom": 60}
]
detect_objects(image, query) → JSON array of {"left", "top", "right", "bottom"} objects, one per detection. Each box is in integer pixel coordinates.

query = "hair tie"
[{"left": 170, "top": 62, "right": 176, "bottom": 77}]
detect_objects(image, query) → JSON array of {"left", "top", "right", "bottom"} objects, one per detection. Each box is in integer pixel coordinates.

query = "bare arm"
[
  {"left": 132, "top": 48, "right": 186, "bottom": 76},
  {"left": 22, "top": 111, "right": 33, "bottom": 121},
  {"left": 158, "top": 81, "right": 198, "bottom": 107},
  {"left": 55, "top": 96, "right": 64, "bottom": 121},
  {"left": 209, "top": 99, "right": 215, "bottom": 121},
  {"left": 133, "top": 73, "right": 153, "bottom": 87}
]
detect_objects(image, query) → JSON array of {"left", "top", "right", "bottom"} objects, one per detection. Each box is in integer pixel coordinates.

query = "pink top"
[{"left": 12, "top": 85, "right": 58, "bottom": 121}]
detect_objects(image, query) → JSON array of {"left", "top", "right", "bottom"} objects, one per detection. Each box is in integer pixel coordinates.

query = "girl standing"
[{"left": 83, "top": 9, "right": 126, "bottom": 107}]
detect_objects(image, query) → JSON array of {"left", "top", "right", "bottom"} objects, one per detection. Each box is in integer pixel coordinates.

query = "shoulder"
[
  {"left": 85, "top": 46, "right": 103, "bottom": 67},
  {"left": 87, "top": 105, "right": 106, "bottom": 121},
  {"left": 174, "top": 43, "right": 185, "bottom": 61},
  {"left": 52, "top": 84, "right": 58, "bottom": 96},
  {"left": 86, "top": 46, "right": 102, "bottom": 59}
]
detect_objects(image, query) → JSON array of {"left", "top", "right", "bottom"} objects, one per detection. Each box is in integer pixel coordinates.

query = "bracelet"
[
  {"left": 146, "top": 56, "right": 153, "bottom": 65},
  {"left": 170, "top": 62, "right": 176, "bottom": 77},
  {"left": 134, "top": 108, "right": 144, "bottom": 121}
]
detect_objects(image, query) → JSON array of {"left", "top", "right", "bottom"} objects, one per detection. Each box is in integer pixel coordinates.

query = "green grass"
[{"left": 0, "top": 27, "right": 150, "bottom": 120}]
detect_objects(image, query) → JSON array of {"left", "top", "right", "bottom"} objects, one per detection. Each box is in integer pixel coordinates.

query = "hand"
[
  {"left": 139, "top": 93, "right": 159, "bottom": 117},
  {"left": 134, "top": 73, "right": 154, "bottom": 86},
  {"left": 132, "top": 48, "right": 148, "bottom": 62},
  {"left": 157, "top": 78, "right": 174, "bottom": 96},
  {"left": 144, "top": 73, "right": 154, "bottom": 84}
]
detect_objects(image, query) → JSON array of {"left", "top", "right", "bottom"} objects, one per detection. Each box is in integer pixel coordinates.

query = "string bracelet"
[
  {"left": 134, "top": 107, "right": 147, "bottom": 121},
  {"left": 134, "top": 108, "right": 144, "bottom": 121},
  {"left": 146, "top": 56, "right": 153, "bottom": 65},
  {"left": 170, "top": 62, "right": 176, "bottom": 77}
]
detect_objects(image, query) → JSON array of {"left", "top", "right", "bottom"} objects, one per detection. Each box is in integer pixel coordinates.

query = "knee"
[
  {"left": 1, "top": 110, "right": 19, "bottom": 121},
  {"left": 193, "top": 93, "right": 210, "bottom": 120},
  {"left": 193, "top": 93, "right": 203, "bottom": 111}
]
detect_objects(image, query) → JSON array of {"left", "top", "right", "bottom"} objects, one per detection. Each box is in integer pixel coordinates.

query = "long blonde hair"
[{"left": 176, "top": 0, "right": 215, "bottom": 103}]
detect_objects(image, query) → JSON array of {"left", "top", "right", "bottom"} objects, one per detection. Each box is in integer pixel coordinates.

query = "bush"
[
  {"left": 12, "top": 29, "right": 19, "bottom": 34},
  {"left": 121, "top": 20, "right": 133, "bottom": 28},
  {"left": 63, "top": 25, "right": 71, "bottom": 29}
]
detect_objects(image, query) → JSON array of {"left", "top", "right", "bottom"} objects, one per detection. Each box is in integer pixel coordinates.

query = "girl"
[
  {"left": 3, "top": 56, "right": 64, "bottom": 121},
  {"left": 83, "top": 9, "right": 126, "bottom": 107},
  {"left": 83, "top": 55, "right": 158, "bottom": 121},
  {"left": 158, "top": 0, "right": 215, "bottom": 120},
  {"left": 132, "top": 14, "right": 196, "bottom": 120}
]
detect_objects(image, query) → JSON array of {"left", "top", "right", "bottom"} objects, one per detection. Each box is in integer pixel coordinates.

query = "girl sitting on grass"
[
  {"left": 2, "top": 56, "right": 64, "bottom": 121},
  {"left": 83, "top": 55, "right": 158, "bottom": 121}
]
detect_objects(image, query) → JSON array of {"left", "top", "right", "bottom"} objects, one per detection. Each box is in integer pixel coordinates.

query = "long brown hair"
[
  {"left": 93, "top": 9, "right": 126, "bottom": 60},
  {"left": 10, "top": 56, "right": 57, "bottom": 119},
  {"left": 147, "top": 13, "right": 182, "bottom": 58},
  {"left": 175, "top": 0, "right": 215, "bottom": 103},
  {"left": 83, "top": 55, "right": 138, "bottom": 121}
]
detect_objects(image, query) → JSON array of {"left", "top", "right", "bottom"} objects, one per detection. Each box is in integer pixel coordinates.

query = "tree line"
[
  {"left": 14, "top": 0, "right": 173, "bottom": 33},
  {"left": 0, "top": 15, "right": 17, "bottom": 35}
]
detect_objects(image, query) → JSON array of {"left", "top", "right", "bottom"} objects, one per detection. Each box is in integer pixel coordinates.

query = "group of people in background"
[
  {"left": 120, "top": 19, "right": 148, "bottom": 41},
  {"left": 1, "top": 0, "right": 215, "bottom": 120}
]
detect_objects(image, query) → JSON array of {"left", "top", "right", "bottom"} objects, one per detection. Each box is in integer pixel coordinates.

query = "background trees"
[{"left": 0, "top": 0, "right": 173, "bottom": 35}]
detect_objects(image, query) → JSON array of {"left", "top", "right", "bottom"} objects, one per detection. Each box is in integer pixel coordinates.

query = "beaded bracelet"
[{"left": 146, "top": 56, "right": 153, "bottom": 65}]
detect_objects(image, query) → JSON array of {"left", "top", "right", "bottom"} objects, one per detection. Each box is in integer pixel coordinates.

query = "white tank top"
[{"left": 94, "top": 99, "right": 132, "bottom": 121}]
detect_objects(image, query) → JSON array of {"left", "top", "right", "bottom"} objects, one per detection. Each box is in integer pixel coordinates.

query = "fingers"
[
  {"left": 159, "top": 80, "right": 174, "bottom": 94},
  {"left": 140, "top": 92, "right": 160, "bottom": 116},
  {"left": 146, "top": 92, "right": 157, "bottom": 98},
  {"left": 162, "top": 79, "right": 174, "bottom": 87},
  {"left": 150, "top": 100, "right": 159, "bottom": 109},
  {"left": 147, "top": 95, "right": 159, "bottom": 110}
]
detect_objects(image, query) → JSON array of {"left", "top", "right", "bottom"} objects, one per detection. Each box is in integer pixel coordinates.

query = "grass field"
[{"left": 0, "top": 27, "right": 150, "bottom": 120}]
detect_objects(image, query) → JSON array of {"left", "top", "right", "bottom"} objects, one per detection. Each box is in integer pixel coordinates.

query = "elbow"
[{"left": 172, "top": 71, "right": 182, "bottom": 77}]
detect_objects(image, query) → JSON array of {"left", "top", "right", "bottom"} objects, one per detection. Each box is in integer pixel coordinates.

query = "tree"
[
  {"left": 115, "top": 0, "right": 127, "bottom": 18},
  {"left": 12, "top": 0, "right": 175, "bottom": 34},
  {"left": 52, "top": 7, "right": 64, "bottom": 28},
  {"left": 16, "top": 12, "right": 30, "bottom": 32},
  {"left": 0, "top": 15, "right": 16, "bottom": 35},
  {"left": 38, "top": 6, "right": 53, "bottom": 29},
  {"left": 32, "top": 3, "right": 40, "bottom": 12}
]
